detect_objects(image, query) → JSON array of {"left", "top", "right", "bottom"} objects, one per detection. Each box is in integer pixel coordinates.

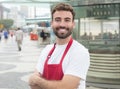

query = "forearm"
[
  {"left": 36, "top": 75, "right": 79, "bottom": 89},
  {"left": 29, "top": 71, "right": 80, "bottom": 89},
  {"left": 29, "top": 74, "right": 61, "bottom": 89},
  {"left": 36, "top": 77, "right": 62, "bottom": 89}
]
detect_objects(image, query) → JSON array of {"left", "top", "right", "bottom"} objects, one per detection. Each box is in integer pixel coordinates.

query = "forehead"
[{"left": 53, "top": 11, "right": 73, "bottom": 19}]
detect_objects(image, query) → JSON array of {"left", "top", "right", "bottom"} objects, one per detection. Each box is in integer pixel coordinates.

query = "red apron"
[{"left": 42, "top": 38, "right": 73, "bottom": 80}]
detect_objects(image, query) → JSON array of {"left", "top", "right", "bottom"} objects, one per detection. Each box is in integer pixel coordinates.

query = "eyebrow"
[
  {"left": 65, "top": 17, "right": 71, "bottom": 20},
  {"left": 54, "top": 17, "right": 71, "bottom": 20},
  {"left": 54, "top": 17, "right": 61, "bottom": 20}
]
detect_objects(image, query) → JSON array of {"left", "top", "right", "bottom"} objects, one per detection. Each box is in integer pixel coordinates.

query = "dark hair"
[{"left": 51, "top": 3, "right": 75, "bottom": 21}]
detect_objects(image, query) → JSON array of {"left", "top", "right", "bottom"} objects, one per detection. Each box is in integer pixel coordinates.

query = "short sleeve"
[{"left": 64, "top": 44, "right": 90, "bottom": 80}]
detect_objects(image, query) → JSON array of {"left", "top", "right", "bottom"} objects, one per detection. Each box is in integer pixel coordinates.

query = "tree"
[{"left": 0, "top": 19, "right": 14, "bottom": 29}]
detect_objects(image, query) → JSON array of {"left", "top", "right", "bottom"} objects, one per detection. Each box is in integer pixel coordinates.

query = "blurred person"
[
  {"left": 29, "top": 3, "right": 90, "bottom": 89},
  {"left": 10, "top": 30, "right": 14, "bottom": 38},
  {"left": 0, "top": 30, "right": 2, "bottom": 41},
  {"left": 40, "top": 30, "right": 46, "bottom": 42},
  {"left": 3, "top": 29, "right": 9, "bottom": 41},
  {"left": 15, "top": 27, "right": 23, "bottom": 51}
]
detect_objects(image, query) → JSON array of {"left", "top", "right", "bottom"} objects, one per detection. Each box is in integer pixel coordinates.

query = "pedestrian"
[
  {"left": 0, "top": 30, "right": 2, "bottom": 41},
  {"left": 40, "top": 30, "right": 46, "bottom": 42},
  {"left": 10, "top": 30, "right": 14, "bottom": 38},
  {"left": 29, "top": 3, "right": 90, "bottom": 89},
  {"left": 15, "top": 27, "right": 23, "bottom": 51},
  {"left": 3, "top": 29, "right": 9, "bottom": 40}
]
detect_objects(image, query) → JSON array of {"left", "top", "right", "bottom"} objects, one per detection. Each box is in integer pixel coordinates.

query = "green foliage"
[{"left": 0, "top": 19, "right": 14, "bottom": 29}]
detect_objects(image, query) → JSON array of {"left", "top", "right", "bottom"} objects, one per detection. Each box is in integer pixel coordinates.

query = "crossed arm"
[{"left": 29, "top": 69, "right": 80, "bottom": 89}]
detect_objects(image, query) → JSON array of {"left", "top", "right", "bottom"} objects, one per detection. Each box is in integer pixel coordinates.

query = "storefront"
[{"left": 72, "top": 2, "right": 120, "bottom": 88}]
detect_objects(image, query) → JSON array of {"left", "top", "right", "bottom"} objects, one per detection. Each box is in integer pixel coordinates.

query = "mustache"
[{"left": 56, "top": 26, "right": 68, "bottom": 30}]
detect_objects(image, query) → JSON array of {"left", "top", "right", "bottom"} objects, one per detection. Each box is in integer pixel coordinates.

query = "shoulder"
[
  {"left": 45, "top": 44, "right": 54, "bottom": 49},
  {"left": 69, "top": 40, "right": 90, "bottom": 63},
  {"left": 71, "top": 40, "right": 89, "bottom": 53},
  {"left": 41, "top": 44, "right": 54, "bottom": 53},
  {"left": 64, "top": 40, "right": 90, "bottom": 80}
]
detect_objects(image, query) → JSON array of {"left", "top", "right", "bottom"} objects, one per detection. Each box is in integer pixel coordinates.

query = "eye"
[
  {"left": 55, "top": 19, "right": 61, "bottom": 22},
  {"left": 55, "top": 18, "right": 61, "bottom": 22},
  {"left": 65, "top": 19, "right": 70, "bottom": 22},
  {"left": 65, "top": 18, "right": 71, "bottom": 22}
]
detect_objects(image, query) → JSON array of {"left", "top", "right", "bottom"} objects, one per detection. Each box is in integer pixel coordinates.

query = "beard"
[{"left": 53, "top": 26, "right": 73, "bottom": 39}]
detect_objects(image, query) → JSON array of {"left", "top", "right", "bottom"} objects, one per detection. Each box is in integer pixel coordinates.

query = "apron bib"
[{"left": 42, "top": 38, "right": 73, "bottom": 80}]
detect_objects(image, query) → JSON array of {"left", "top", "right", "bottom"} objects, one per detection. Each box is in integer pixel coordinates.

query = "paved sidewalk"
[
  {"left": 0, "top": 35, "right": 45, "bottom": 89},
  {"left": 0, "top": 35, "right": 102, "bottom": 89}
]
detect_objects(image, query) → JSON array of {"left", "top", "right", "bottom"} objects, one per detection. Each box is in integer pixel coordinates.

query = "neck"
[{"left": 56, "top": 36, "right": 72, "bottom": 45}]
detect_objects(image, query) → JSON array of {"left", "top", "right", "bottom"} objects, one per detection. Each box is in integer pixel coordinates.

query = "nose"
[{"left": 59, "top": 20, "right": 66, "bottom": 27}]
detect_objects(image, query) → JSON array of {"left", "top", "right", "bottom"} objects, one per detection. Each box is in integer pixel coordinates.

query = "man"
[
  {"left": 0, "top": 30, "right": 2, "bottom": 41},
  {"left": 29, "top": 3, "right": 90, "bottom": 89},
  {"left": 3, "top": 29, "right": 9, "bottom": 40},
  {"left": 40, "top": 30, "right": 46, "bottom": 42},
  {"left": 15, "top": 27, "right": 23, "bottom": 51}
]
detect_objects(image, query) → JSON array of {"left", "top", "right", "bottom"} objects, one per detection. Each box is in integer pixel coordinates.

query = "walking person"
[
  {"left": 15, "top": 27, "right": 23, "bottom": 51},
  {"left": 10, "top": 30, "right": 14, "bottom": 38},
  {"left": 29, "top": 3, "right": 90, "bottom": 89},
  {"left": 0, "top": 30, "right": 2, "bottom": 41},
  {"left": 40, "top": 30, "right": 46, "bottom": 42},
  {"left": 3, "top": 29, "right": 9, "bottom": 41}
]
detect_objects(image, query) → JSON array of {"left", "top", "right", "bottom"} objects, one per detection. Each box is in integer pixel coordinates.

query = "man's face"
[{"left": 51, "top": 11, "right": 75, "bottom": 39}]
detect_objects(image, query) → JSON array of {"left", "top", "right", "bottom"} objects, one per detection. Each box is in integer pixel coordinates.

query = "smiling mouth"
[
  {"left": 58, "top": 29, "right": 66, "bottom": 33},
  {"left": 58, "top": 29, "right": 69, "bottom": 36}
]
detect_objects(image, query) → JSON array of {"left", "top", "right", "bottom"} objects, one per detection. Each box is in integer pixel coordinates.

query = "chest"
[{"left": 48, "top": 46, "right": 69, "bottom": 64}]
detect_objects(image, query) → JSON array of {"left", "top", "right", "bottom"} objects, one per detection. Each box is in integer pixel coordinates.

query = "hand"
[{"left": 29, "top": 73, "right": 41, "bottom": 86}]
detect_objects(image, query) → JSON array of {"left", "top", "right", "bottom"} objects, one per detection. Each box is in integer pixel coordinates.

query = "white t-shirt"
[
  {"left": 36, "top": 40, "right": 90, "bottom": 89},
  {"left": 15, "top": 30, "right": 23, "bottom": 40}
]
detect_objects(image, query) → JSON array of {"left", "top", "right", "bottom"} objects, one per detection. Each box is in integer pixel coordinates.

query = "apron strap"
[
  {"left": 45, "top": 43, "right": 56, "bottom": 64},
  {"left": 45, "top": 37, "right": 73, "bottom": 64},
  {"left": 60, "top": 38, "right": 73, "bottom": 64}
]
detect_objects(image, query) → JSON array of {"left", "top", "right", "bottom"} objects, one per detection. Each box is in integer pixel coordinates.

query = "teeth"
[{"left": 59, "top": 29, "right": 66, "bottom": 32}]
